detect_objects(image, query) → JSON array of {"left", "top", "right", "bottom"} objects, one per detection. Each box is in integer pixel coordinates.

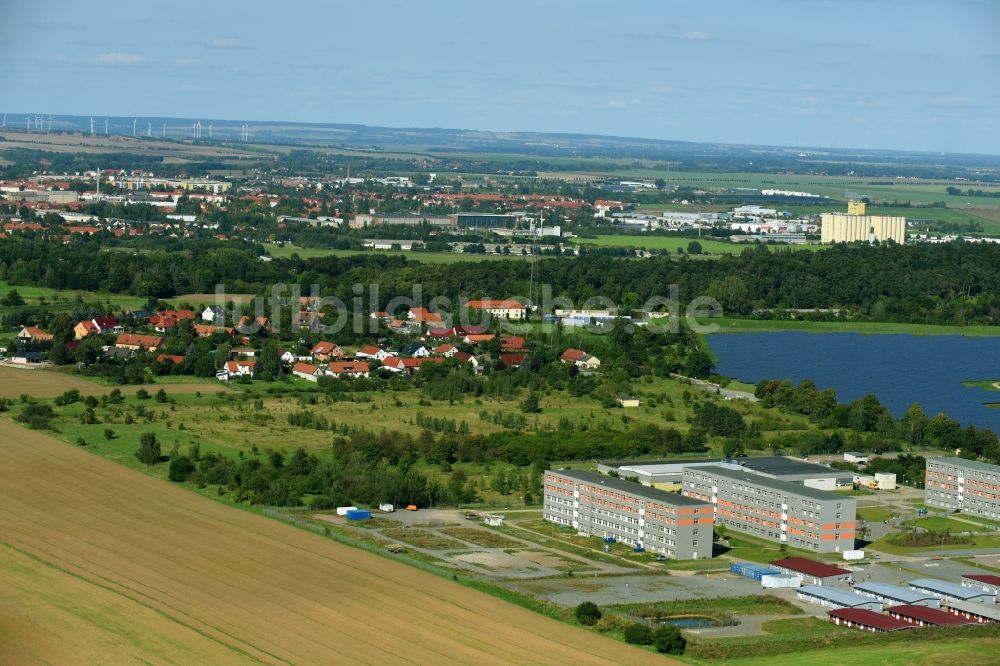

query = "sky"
[{"left": 2, "top": 0, "right": 998, "bottom": 154}]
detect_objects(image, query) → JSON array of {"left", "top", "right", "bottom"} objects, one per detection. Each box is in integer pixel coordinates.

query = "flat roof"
[
  {"left": 854, "top": 582, "right": 936, "bottom": 604},
  {"left": 695, "top": 466, "right": 847, "bottom": 501},
  {"left": 964, "top": 574, "right": 1000, "bottom": 587},
  {"left": 927, "top": 457, "right": 1000, "bottom": 474},
  {"left": 734, "top": 456, "right": 851, "bottom": 478},
  {"left": 772, "top": 558, "right": 852, "bottom": 578},
  {"left": 887, "top": 605, "right": 975, "bottom": 626},
  {"left": 799, "top": 586, "right": 874, "bottom": 607},
  {"left": 829, "top": 608, "right": 912, "bottom": 632},
  {"left": 549, "top": 469, "right": 711, "bottom": 507},
  {"left": 943, "top": 599, "right": 1000, "bottom": 621},
  {"left": 909, "top": 578, "right": 997, "bottom": 600}
]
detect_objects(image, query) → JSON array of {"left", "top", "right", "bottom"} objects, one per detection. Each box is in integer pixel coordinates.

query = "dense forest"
[{"left": 1, "top": 237, "right": 999, "bottom": 325}]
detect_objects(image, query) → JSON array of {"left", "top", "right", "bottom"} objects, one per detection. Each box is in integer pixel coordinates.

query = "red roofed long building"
[
  {"left": 115, "top": 333, "right": 163, "bottom": 351},
  {"left": 828, "top": 608, "right": 913, "bottom": 633},
  {"left": 465, "top": 299, "right": 526, "bottom": 320},
  {"left": 769, "top": 558, "right": 852, "bottom": 586}
]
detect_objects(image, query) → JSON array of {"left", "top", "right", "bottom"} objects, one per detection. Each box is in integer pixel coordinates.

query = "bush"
[
  {"left": 136, "top": 432, "right": 161, "bottom": 465},
  {"left": 575, "top": 601, "right": 602, "bottom": 626},
  {"left": 168, "top": 456, "right": 196, "bottom": 482},
  {"left": 623, "top": 623, "right": 653, "bottom": 645},
  {"left": 652, "top": 625, "right": 686, "bottom": 655},
  {"left": 595, "top": 614, "right": 623, "bottom": 633},
  {"left": 136, "top": 388, "right": 150, "bottom": 400}
]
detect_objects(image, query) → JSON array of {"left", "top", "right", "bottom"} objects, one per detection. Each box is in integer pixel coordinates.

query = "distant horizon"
[
  {"left": 4, "top": 112, "right": 1000, "bottom": 161},
  {"left": 2, "top": 1, "right": 998, "bottom": 154}
]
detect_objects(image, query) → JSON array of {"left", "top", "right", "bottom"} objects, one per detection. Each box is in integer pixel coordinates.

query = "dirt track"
[{"left": 0, "top": 420, "right": 669, "bottom": 665}]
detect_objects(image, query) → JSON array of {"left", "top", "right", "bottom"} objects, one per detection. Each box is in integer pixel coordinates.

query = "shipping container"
[
  {"left": 346, "top": 509, "right": 371, "bottom": 521},
  {"left": 843, "top": 549, "right": 865, "bottom": 561},
  {"left": 762, "top": 574, "right": 803, "bottom": 589},
  {"left": 336, "top": 506, "right": 358, "bottom": 516},
  {"left": 379, "top": 503, "right": 394, "bottom": 513}
]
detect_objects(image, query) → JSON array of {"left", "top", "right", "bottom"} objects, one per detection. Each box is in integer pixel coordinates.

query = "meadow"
[{"left": 0, "top": 419, "right": 669, "bottom": 665}]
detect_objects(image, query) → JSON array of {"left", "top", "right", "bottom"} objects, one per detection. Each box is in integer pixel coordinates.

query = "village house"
[
  {"left": 73, "top": 316, "right": 121, "bottom": 340},
  {"left": 311, "top": 340, "right": 345, "bottom": 361},
  {"left": 156, "top": 353, "right": 185, "bottom": 366},
  {"left": 327, "top": 360, "right": 370, "bottom": 378},
  {"left": 560, "top": 348, "right": 601, "bottom": 370},
  {"left": 16, "top": 326, "right": 54, "bottom": 342},
  {"left": 500, "top": 336, "right": 527, "bottom": 352},
  {"left": 201, "top": 305, "right": 226, "bottom": 324},
  {"left": 115, "top": 333, "right": 163, "bottom": 351},
  {"left": 433, "top": 343, "right": 459, "bottom": 357},
  {"left": 292, "top": 361, "right": 324, "bottom": 382},
  {"left": 400, "top": 343, "right": 430, "bottom": 358},
  {"left": 356, "top": 345, "right": 391, "bottom": 361},
  {"left": 407, "top": 307, "right": 444, "bottom": 325},
  {"left": 463, "top": 333, "right": 496, "bottom": 345},
  {"left": 499, "top": 353, "right": 527, "bottom": 368},
  {"left": 193, "top": 324, "right": 234, "bottom": 338},
  {"left": 292, "top": 311, "right": 325, "bottom": 331},
  {"left": 218, "top": 360, "right": 255, "bottom": 381},
  {"left": 237, "top": 314, "right": 271, "bottom": 333},
  {"left": 466, "top": 299, "right": 526, "bottom": 320}
]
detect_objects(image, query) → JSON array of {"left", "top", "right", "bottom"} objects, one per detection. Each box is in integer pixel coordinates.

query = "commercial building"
[
  {"left": 908, "top": 578, "right": 997, "bottom": 604},
  {"left": 820, "top": 212, "right": 906, "bottom": 244},
  {"left": 543, "top": 469, "right": 714, "bottom": 560},
  {"left": 828, "top": 608, "right": 913, "bottom": 633},
  {"left": 683, "top": 465, "right": 857, "bottom": 553},
  {"left": 925, "top": 457, "right": 1000, "bottom": 519},
  {"left": 350, "top": 212, "right": 456, "bottom": 229},
  {"left": 886, "top": 605, "right": 977, "bottom": 627},
  {"left": 962, "top": 574, "right": 1000, "bottom": 595},
  {"left": 853, "top": 582, "right": 940, "bottom": 608},
  {"left": 942, "top": 599, "right": 1000, "bottom": 623},
  {"left": 771, "top": 558, "right": 853, "bottom": 586},
  {"left": 465, "top": 299, "right": 527, "bottom": 320},
  {"left": 598, "top": 455, "right": 852, "bottom": 491},
  {"left": 796, "top": 586, "right": 881, "bottom": 610}
]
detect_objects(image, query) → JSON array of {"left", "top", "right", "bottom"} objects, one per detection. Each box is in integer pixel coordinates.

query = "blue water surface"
[{"left": 706, "top": 332, "right": 1000, "bottom": 431}]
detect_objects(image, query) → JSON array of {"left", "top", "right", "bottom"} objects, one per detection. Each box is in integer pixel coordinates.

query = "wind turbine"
[
  {"left": 90, "top": 117, "right": 95, "bottom": 135},
  {"left": 133, "top": 118, "right": 137, "bottom": 137},
  {"left": 105, "top": 118, "right": 109, "bottom": 134}
]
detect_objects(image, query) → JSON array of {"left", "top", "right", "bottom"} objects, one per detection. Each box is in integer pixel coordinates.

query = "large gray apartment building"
[
  {"left": 682, "top": 465, "right": 857, "bottom": 553},
  {"left": 544, "top": 469, "right": 714, "bottom": 560},
  {"left": 925, "top": 457, "right": 1000, "bottom": 519}
]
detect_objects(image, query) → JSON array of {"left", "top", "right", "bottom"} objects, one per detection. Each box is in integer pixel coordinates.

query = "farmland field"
[
  {"left": 573, "top": 235, "right": 824, "bottom": 255},
  {"left": 0, "top": 420, "right": 668, "bottom": 665},
  {"left": 0, "top": 366, "right": 219, "bottom": 399}
]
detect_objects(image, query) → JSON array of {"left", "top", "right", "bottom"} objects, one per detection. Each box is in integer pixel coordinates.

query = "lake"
[{"left": 706, "top": 332, "right": 1000, "bottom": 431}]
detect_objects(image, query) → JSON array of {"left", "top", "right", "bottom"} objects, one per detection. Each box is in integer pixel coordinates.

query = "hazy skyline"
[{"left": 2, "top": 0, "right": 998, "bottom": 154}]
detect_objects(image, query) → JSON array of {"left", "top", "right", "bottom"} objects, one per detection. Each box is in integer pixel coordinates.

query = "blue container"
[{"left": 346, "top": 509, "right": 371, "bottom": 521}]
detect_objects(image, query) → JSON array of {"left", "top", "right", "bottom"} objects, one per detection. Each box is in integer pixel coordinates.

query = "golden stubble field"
[
  {"left": 0, "top": 366, "right": 218, "bottom": 399},
  {"left": 0, "top": 420, "right": 669, "bottom": 665}
]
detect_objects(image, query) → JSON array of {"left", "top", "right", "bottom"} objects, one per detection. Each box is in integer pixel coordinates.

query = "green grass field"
[
  {"left": 574, "top": 235, "right": 769, "bottom": 255},
  {"left": 905, "top": 516, "right": 975, "bottom": 532},
  {"left": 717, "top": 637, "right": 1000, "bottom": 666},
  {"left": 857, "top": 506, "right": 896, "bottom": 523}
]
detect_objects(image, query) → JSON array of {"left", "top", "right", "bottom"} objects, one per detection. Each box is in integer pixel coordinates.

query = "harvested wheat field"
[
  {"left": 0, "top": 420, "right": 668, "bottom": 665},
  {"left": 0, "top": 366, "right": 220, "bottom": 399}
]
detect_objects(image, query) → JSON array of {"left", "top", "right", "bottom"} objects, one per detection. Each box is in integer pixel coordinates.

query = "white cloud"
[
  {"left": 608, "top": 99, "right": 625, "bottom": 108},
  {"left": 91, "top": 51, "right": 144, "bottom": 65},
  {"left": 682, "top": 31, "right": 711, "bottom": 40},
  {"left": 173, "top": 57, "right": 199, "bottom": 67}
]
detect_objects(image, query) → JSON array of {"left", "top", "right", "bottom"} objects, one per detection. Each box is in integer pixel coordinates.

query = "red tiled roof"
[
  {"left": 156, "top": 354, "right": 184, "bottom": 365},
  {"left": 963, "top": 574, "right": 1000, "bottom": 587},
  {"left": 292, "top": 362, "right": 319, "bottom": 375},
  {"left": 466, "top": 299, "right": 524, "bottom": 310},
  {"left": 829, "top": 608, "right": 912, "bottom": 632},
  {"left": 426, "top": 327, "right": 455, "bottom": 338},
  {"left": 887, "top": 605, "right": 976, "bottom": 626},
  {"left": 328, "top": 361, "right": 369, "bottom": 374},
  {"left": 500, "top": 353, "right": 526, "bottom": 367},
  {"left": 561, "top": 348, "right": 586, "bottom": 361},
  {"left": 116, "top": 333, "right": 162, "bottom": 349},
  {"left": 770, "top": 558, "right": 851, "bottom": 578}
]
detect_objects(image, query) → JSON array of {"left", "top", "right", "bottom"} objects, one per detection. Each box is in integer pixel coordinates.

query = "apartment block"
[
  {"left": 682, "top": 465, "right": 856, "bottom": 553},
  {"left": 544, "top": 469, "right": 714, "bottom": 560},
  {"left": 925, "top": 457, "right": 1000, "bottom": 519}
]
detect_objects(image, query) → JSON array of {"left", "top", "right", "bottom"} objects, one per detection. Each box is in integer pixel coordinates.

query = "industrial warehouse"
[
  {"left": 925, "top": 457, "right": 1000, "bottom": 518},
  {"left": 820, "top": 200, "right": 907, "bottom": 244},
  {"left": 543, "top": 469, "right": 714, "bottom": 559},
  {"left": 682, "top": 465, "right": 857, "bottom": 553}
]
